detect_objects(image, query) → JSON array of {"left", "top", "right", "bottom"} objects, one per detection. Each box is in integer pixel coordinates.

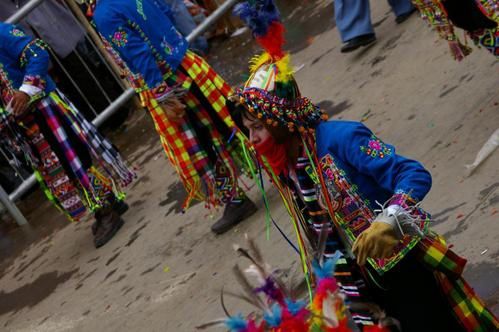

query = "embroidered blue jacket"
[
  {"left": 316, "top": 120, "right": 432, "bottom": 206},
  {"left": 0, "top": 23, "right": 55, "bottom": 97},
  {"left": 93, "top": 0, "right": 189, "bottom": 89}
]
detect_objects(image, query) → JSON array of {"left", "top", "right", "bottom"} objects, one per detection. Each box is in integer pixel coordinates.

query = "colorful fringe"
[
  {"left": 412, "top": 0, "right": 473, "bottom": 60},
  {"left": 417, "top": 235, "right": 499, "bottom": 331},
  {"left": 35, "top": 92, "right": 132, "bottom": 205},
  {"left": 469, "top": 26, "right": 499, "bottom": 58},
  {"left": 54, "top": 92, "right": 135, "bottom": 187},
  {"left": 412, "top": 0, "right": 499, "bottom": 60},
  {"left": 137, "top": 51, "right": 249, "bottom": 210},
  {"left": 0, "top": 88, "right": 133, "bottom": 221}
]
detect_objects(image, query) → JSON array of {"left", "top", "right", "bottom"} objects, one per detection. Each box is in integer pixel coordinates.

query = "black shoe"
[
  {"left": 211, "top": 198, "right": 258, "bottom": 235},
  {"left": 91, "top": 201, "right": 128, "bottom": 235},
  {"left": 93, "top": 207, "right": 124, "bottom": 248},
  {"left": 395, "top": 7, "right": 416, "bottom": 24},
  {"left": 340, "top": 34, "right": 376, "bottom": 53},
  {"left": 113, "top": 200, "right": 129, "bottom": 215}
]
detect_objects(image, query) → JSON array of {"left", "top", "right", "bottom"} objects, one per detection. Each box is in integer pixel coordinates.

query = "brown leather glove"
[{"left": 352, "top": 217, "right": 400, "bottom": 266}]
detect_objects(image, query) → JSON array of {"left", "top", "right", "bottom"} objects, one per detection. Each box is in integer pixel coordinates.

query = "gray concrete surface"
[{"left": 0, "top": 0, "right": 497, "bottom": 331}]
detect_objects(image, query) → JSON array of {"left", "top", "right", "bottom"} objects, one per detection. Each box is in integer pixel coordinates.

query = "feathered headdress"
[{"left": 233, "top": 0, "right": 327, "bottom": 132}]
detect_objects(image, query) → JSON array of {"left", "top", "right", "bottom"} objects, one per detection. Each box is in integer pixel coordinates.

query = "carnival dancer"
[
  {"left": 412, "top": 0, "right": 498, "bottom": 60},
  {"left": 89, "top": 0, "right": 257, "bottom": 234},
  {"left": 233, "top": 1, "right": 499, "bottom": 331},
  {"left": 0, "top": 23, "right": 135, "bottom": 248}
]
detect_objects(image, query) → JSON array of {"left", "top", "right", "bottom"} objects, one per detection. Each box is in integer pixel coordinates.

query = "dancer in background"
[
  {"left": 0, "top": 23, "right": 135, "bottom": 248},
  {"left": 90, "top": 0, "right": 257, "bottom": 234}
]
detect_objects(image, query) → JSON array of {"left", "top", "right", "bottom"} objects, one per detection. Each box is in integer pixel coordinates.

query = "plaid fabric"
[
  {"left": 37, "top": 92, "right": 132, "bottom": 206},
  {"left": 418, "top": 235, "right": 499, "bottom": 331},
  {"left": 37, "top": 97, "right": 91, "bottom": 190},
  {"left": 174, "top": 51, "right": 234, "bottom": 120},
  {"left": 53, "top": 91, "right": 135, "bottom": 186},
  {"left": 137, "top": 50, "right": 245, "bottom": 209},
  {"left": 139, "top": 91, "right": 204, "bottom": 206}
]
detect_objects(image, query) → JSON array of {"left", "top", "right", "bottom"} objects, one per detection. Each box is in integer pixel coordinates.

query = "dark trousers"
[{"left": 368, "top": 251, "right": 465, "bottom": 332}]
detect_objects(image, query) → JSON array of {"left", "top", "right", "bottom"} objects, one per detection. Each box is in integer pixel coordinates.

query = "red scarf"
[{"left": 254, "top": 135, "right": 289, "bottom": 176}]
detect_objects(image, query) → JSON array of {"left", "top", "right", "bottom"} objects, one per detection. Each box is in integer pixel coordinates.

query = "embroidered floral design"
[
  {"left": 160, "top": 36, "right": 173, "bottom": 55},
  {"left": 111, "top": 29, "right": 128, "bottom": 48},
  {"left": 360, "top": 135, "right": 393, "bottom": 158},
  {"left": 319, "top": 153, "right": 428, "bottom": 274},
  {"left": 10, "top": 28, "right": 25, "bottom": 37}
]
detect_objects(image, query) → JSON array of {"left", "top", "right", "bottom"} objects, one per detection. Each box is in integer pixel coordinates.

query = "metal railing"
[{"left": 1, "top": 0, "right": 240, "bottom": 226}]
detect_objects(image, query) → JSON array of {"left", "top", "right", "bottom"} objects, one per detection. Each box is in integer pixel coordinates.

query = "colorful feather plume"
[
  {"left": 196, "top": 236, "right": 398, "bottom": 331},
  {"left": 197, "top": 236, "right": 354, "bottom": 331},
  {"left": 233, "top": 0, "right": 284, "bottom": 59}
]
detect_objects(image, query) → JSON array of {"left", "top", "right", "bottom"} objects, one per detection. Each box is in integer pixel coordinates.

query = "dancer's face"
[{"left": 242, "top": 116, "right": 272, "bottom": 147}]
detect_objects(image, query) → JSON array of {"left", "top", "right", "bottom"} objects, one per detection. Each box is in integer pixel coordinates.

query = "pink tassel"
[{"left": 447, "top": 40, "right": 472, "bottom": 61}]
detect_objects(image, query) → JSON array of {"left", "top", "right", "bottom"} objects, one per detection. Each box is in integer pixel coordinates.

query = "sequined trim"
[
  {"left": 319, "top": 154, "right": 428, "bottom": 275},
  {"left": 19, "top": 39, "right": 49, "bottom": 68}
]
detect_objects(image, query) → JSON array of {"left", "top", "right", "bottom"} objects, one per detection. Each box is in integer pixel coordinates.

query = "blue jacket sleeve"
[
  {"left": 1, "top": 25, "right": 50, "bottom": 90},
  {"left": 329, "top": 122, "right": 432, "bottom": 201},
  {"left": 94, "top": 13, "right": 165, "bottom": 89},
  {"left": 152, "top": 0, "right": 175, "bottom": 22}
]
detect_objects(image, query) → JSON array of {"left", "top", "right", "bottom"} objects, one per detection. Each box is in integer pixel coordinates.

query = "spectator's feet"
[
  {"left": 211, "top": 197, "right": 257, "bottom": 235},
  {"left": 395, "top": 7, "right": 417, "bottom": 24},
  {"left": 340, "top": 34, "right": 376, "bottom": 53},
  {"left": 92, "top": 200, "right": 129, "bottom": 235},
  {"left": 93, "top": 206, "right": 124, "bottom": 248}
]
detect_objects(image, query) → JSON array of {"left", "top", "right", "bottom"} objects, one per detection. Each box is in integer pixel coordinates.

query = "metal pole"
[
  {"left": 61, "top": 0, "right": 127, "bottom": 90},
  {"left": 0, "top": 185, "right": 28, "bottom": 225},
  {"left": 8, "top": 175, "right": 36, "bottom": 203},
  {"left": 0, "top": 147, "right": 27, "bottom": 181},
  {"left": 186, "top": 0, "right": 239, "bottom": 43},
  {"left": 74, "top": 49, "right": 113, "bottom": 104},
  {"left": 6, "top": 0, "right": 45, "bottom": 24},
  {"left": 46, "top": 47, "right": 99, "bottom": 117},
  {"left": 91, "top": 87, "right": 135, "bottom": 127}
]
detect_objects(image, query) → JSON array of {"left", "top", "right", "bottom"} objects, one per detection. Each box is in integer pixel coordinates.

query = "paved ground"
[{"left": 0, "top": 0, "right": 498, "bottom": 331}]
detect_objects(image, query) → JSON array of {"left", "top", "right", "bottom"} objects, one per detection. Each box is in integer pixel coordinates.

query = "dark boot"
[
  {"left": 92, "top": 200, "right": 129, "bottom": 235},
  {"left": 113, "top": 200, "right": 129, "bottom": 215},
  {"left": 93, "top": 206, "right": 124, "bottom": 248},
  {"left": 340, "top": 34, "right": 376, "bottom": 53},
  {"left": 211, "top": 197, "right": 257, "bottom": 235},
  {"left": 395, "top": 7, "right": 416, "bottom": 24}
]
